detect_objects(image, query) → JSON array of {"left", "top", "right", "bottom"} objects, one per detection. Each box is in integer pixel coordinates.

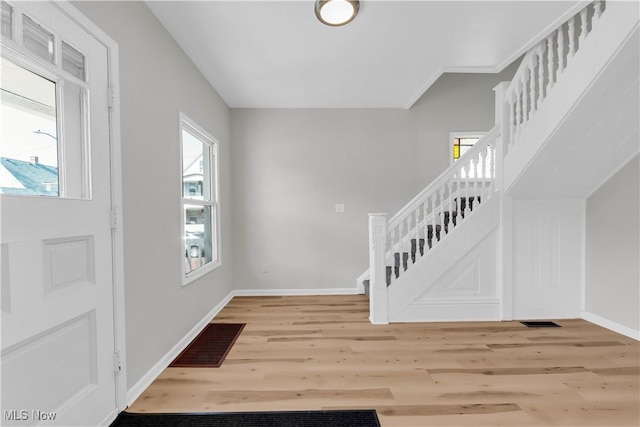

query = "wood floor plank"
[
  {"left": 127, "top": 295, "right": 640, "bottom": 426},
  {"left": 374, "top": 403, "right": 522, "bottom": 416},
  {"left": 204, "top": 388, "right": 395, "bottom": 404}
]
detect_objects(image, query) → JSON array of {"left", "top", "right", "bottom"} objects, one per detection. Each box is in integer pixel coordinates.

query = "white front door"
[{"left": 1, "top": 2, "right": 119, "bottom": 426}]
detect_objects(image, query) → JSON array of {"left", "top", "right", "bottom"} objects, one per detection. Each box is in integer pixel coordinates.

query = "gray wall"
[
  {"left": 72, "top": 1, "right": 233, "bottom": 389},
  {"left": 585, "top": 155, "right": 639, "bottom": 331},
  {"left": 230, "top": 66, "right": 517, "bottom": 292}
]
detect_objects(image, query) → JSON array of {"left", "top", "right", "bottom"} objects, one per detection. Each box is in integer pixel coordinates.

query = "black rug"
[
  {"left": 170, "top": 323, "right": 245, "bottom": 368},
  {"left": 110, "top": 410, "right": 381, "bottom": 427}
]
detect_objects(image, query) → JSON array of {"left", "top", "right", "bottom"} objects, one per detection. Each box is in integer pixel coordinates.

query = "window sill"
[{"left": 182, "top": 259, "right": 221, "bottom": 287}]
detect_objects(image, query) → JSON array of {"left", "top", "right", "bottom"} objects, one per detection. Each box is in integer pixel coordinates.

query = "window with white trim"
[
  {"left": 180, "top": 113, "right": 220, "bottom": 284},
  {"left": 450, "top": 132, "right": 484, "bottom": 163},
  {"left": 450, "top": 131, "right": 492, "bottom": 179},
  {"left": 1, "top": 2, "right": 90, "bottom": 198}
]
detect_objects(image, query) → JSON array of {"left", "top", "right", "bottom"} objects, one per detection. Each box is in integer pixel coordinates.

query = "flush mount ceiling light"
[{"left": 315, "top": 0, "right": 360, "bottom": 27}]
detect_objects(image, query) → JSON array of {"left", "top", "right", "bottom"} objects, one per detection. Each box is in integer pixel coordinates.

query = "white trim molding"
[
  {"left": 232, "top": 287, "right": 361, "bottom": 297},
  {"left": 126, "top": 292, "right": 235, "bottom": 406},
  {"left": 50, "top": 0, "right": 127, "bottom": 414},
  {"left": 582, "top": 311, "right": 640, "bottom": 341}
]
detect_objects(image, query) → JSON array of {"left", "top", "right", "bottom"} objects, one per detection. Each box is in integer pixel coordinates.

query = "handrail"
[
  {"left": 387, "top": 126, "right": 499, "bottom": 230},
  {"left": 359, "top": 125, "right": 499, "bottom": 287}
]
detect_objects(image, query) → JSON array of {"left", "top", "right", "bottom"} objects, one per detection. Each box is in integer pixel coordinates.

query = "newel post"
[
  {"left": 493, "top": 81, "right": 514, "bottom": 321},
  {"left": 368, "top": 213, "right": 388, "bottom": 325}
]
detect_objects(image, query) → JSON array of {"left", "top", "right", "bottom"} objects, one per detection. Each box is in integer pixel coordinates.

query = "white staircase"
[{"left": 360, "top": 0, "right": 639, "bottom": 324}]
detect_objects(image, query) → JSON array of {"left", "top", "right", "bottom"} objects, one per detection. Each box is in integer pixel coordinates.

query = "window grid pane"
[
  {"left": 22, "top": 15, "right": 55, "bottom": 64},
  {"left": 182, "top": 128, "right": 212, "bottom": 201},
  {"left": 1, "top": 1, "right": 12, "bottom": 40},
  {"left": 61, "top": 41, "right": 86, "bottom": 81},
  {"left": 0, "top": 57, "right": 59, "bottom": 196}
]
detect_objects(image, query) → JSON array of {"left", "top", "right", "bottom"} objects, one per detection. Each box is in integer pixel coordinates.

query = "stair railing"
[
  {"left": 367, "top": 126, "right": 499, "bottom": 324},
  {"left": 505, "top": 0, "right": 606, "bottom": 152}
]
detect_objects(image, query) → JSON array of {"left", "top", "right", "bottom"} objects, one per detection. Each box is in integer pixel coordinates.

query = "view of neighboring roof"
[{"left": 0, "top": 157, "right": 58, "bottom": 196}]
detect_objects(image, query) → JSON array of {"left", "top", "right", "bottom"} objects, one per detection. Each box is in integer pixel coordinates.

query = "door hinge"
[
  {"left": 114, "top": 351, "right": 122, "bottom": 374},
  {"left": 110, "top": 209, "right": 118, "bottom": 230},
  {"left": 107, "top": 88, "right": 116, "bottom": 108}
]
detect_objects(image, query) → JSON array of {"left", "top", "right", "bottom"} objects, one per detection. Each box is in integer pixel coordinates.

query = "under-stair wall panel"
[
  {"left": 512, "top": 199, "right": 584, "bottom": 319},
  {"left": 584, "top": 155, "right": 639, "bottom": 339},
  {"left": 388, "top": 195, "right": 500, "bottom": 322}
]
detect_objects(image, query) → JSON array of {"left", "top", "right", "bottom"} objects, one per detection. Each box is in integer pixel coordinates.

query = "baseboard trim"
[
  {"left": 391, "top": 300, "right": 501, "bottom": 323},
  {"left": 98, "top": 407, "right": 120, "bottom": 427},
  {"left": 231, "top": 287, "right": 361, "bottom": 297},
  {"left": 126, "top": 291, "right": 235, "bottom": 406},
  {"left": 581, "top": 311, "right": 640, "bottom": 341}
]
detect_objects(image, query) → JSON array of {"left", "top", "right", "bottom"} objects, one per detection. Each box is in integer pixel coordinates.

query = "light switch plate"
[{"left": 335, "top": 203, "right": 345, "bottom": 214}]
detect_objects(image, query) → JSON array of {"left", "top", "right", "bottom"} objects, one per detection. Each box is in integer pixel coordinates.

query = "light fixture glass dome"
[{"left": 315, "top": 0, "right": 360, "bottom": 27}]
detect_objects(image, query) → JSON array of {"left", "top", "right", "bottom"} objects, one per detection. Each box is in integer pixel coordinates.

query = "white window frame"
[
  {"left": 449, "top": 131, "right": 486, "bottom": 165},
  {"left": 450, "top": 131, "right": 494, "bottom": 182},
  {"left": 179, "top": 112, "right": 221, "bottom": 285},
  {"left": 0, "top": 2, "right": 91, "bottom": 200}
]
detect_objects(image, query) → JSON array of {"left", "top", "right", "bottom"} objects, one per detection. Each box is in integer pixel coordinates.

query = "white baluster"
[
  {"left": 546, "top": 34, "right": 555, "bottom": 92},
  {"left": 398, "top": 219, "right": 405, "bottom": 274},
  {"left": 448, "top": 181, "right": 454, "bottom": 232},
  {"left": 568, "top": 16, "right": 576, "bottom": 57},
  {"left": 595, "top": 0, "right": 603, "bottom": 19},
  {"left": 486, "top": 142, "right": 496, "bottom": 199},
  {"left": 430, "top": 194, "right": 437, "bottom": 246},
  {"left": 558, "top": 25, "right": 565, "bottom": 73},
  {"left": 478, "top": 149, "right": 486, "bottom": 203},
  {"left": 490, "top": 143, "right": 496, "bottom": 189},
  {"left": 580, "top": 7, "right": 589, "bottom": 44},
  {"left": 515, "top": 89, "right": 522, "bottom": 140},
  {"left": 528, "top": 57, "right": 535, "bottom": 119},
  {"left": 468, "top": 156, "right": 476, "bottom": 215},
  {"left": 509, "top": 95, "right": 516, "bottom": 146},
  {"left": 522, "top": 73, "right": 529, "bottom": 124},
  {"left": 474, "top": 154, "right": 481, "bottom": 206},
  {"left": 411, "top": 209, "right": 418, "bottom": 264},
  {"left": 463, "top": 163, "right": 471, "bottom": 219},
  {"left": 422, "top": 200, "right": 428, "bottom": 255},
  {"left": 537, "top": 44, "right": 545, "bottom": 108},
  {"left": 437, "top": 188, "right": 446, "bottom": 236}
]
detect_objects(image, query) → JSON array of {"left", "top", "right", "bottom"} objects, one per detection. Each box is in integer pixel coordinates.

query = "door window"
[{"left": 1, "top": 6, "right": 89, "bottom": 199}]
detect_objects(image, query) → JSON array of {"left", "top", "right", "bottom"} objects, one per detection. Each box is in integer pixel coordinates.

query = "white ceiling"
[{"left": 146, "top": 0, "right": 583, "bottom": 109}]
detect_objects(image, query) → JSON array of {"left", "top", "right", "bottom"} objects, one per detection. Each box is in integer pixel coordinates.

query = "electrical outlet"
[
  {"left": 335, "top": 203, "right": 345, "bottom": 214},
  {"left": 262, "top": 263, "right": 269, "bottom": 273}
]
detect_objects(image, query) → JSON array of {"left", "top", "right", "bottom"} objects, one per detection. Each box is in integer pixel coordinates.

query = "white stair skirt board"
[
  {"left": 388, "top": 196, "right": 500, "bottom": 322},
  {"left": 582, "top": 311, "right": 640, "bottom": 341}
]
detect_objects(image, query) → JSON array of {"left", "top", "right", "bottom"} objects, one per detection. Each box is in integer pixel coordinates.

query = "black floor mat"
[{"left": 110, "top": 410, "right": 381, "bottom": 427}]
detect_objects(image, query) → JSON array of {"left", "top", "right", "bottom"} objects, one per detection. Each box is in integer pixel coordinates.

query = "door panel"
[{"left": 1, "top": 2, "right": 117, "bottom": 426}]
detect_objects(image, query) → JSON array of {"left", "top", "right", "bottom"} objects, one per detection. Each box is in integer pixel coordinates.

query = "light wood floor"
[{"left": 128, "top": 295, "right": 640, "bottom": 426}]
